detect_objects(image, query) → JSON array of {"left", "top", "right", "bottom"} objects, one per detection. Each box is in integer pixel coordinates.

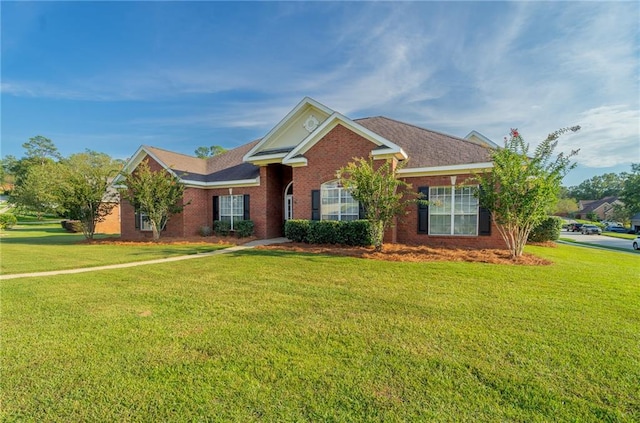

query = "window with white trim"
[
  {"left": 321, "top": 180, "right": 359, "bottom": 221},
  {"left": 219, "top": 195, "right": 244, "bottom": 230},
  {"left": 139, "top": 212, "right": 152, "bottom": 231},
  {"left": 429, "top": 186, "right": 478, "bottom": 235}
]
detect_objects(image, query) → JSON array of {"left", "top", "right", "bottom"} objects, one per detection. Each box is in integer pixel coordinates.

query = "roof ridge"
[{"left": 144, "top": 145, "right": 204, "bottom": 161}]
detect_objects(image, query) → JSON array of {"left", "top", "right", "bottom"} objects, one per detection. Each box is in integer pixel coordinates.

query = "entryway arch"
[{"left": 284, "top": 181, "right": 293, "bottom": 221}]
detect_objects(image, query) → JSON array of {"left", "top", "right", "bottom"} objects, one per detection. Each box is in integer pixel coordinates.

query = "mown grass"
[
  {"left": 603, "top": 232, "right": 636, "bottom": 240},
  {"left": 1, "top": 244, "right": 638, "bottom": 421},
  {"left": 0, "top": 224, "right": 229, "bottom": 274}
]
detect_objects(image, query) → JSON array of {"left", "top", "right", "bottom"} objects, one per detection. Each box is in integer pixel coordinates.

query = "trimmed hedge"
[
  {"left": 0, "top": 213, "right": 17, "bottom": 229},
  {"left": 285, "top": 219, "right": 372, "bottom": 246},
  {"left": 199, "top": 225, "right": 213, "bottom": 237},
  {"left": 61, "top": 220, "right": 83, "bottom": 233},
  {"left": 214, "top": 220, "right": 231, "bottom": 237},
  {"left": 528, "top": 216, "right": 563, "bottom": 242},
  {"left": 235, "top": 220, "right": 254, "bottom": 238}
]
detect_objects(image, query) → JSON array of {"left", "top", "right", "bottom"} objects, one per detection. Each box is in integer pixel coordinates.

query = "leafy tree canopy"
[
  {"left": 119, "top": 160, "right": 188, "bottom": 240},
  {"left": 195, "top": 145, "right": 227, "bottom": 159},
  {"left": 474, "top": 127, "right": 580, "bottom": 259},
  {"left": 567, "top": 172, "right": 626, "bottom": 200}
]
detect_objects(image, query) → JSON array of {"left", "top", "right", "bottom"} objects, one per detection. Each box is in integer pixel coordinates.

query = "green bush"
[
  {"left": 0, "top": 213, "right": 17, "bottom": 229},
  {"left": 199, "top": 225, "right": 213, "bottom": 237},
  {"left": 214, "top": 220, "right": 231, "bottom": 237},
  {"left": 285, "top": 219, "right": 372, "bottom": 246},
  {"left": 61, "top": 220, "right": 83, "bottom": 233},
  {"left": 528, "top": 216, "right": 563, "bottom": 242},
  {"left": 284, "top": 220, "right": 311, "bottom": 243},
  {"left": 235, "top": 220, "right": 254, "bottom": 238}
]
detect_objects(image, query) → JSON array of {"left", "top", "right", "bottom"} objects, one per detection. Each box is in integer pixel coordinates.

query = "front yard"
[{"left": 1, "top": 231, "right": 638, "bottom": 421}]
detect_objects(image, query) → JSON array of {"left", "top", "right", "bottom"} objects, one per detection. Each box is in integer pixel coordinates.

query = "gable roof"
[
  {"left": 355, "top": 117, "right": 492, "bottom": 169},
  {"left": 578, "top": 196, "right": 621, "bottom": 213},
  {"left": 117, "top": 97, "right": 498, "bottom": 187}
]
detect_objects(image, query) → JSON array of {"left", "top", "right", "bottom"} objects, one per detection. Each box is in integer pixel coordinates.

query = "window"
[
  {"left": 429, "top": 186, "right": 478, "bottom": 235},
  {"left": 139, "top": 212, "right": 152, "bottom": 231},
  {"left": 321, "top": 180, "right": 359, "bottom": 221},
  {"left": 219, "top": 195, "right": 244, "bottom": 230}
]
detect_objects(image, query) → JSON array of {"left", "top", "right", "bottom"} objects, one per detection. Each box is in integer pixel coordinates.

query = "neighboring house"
[
  {"left": 115, "top": 97, "right": 505, "bottom": 248},
  {"left": 630, "top": 212, "right": 640, "bottom": 233},
  {"left": 574, "top": 196, "right": 622, "bottom": 220},
  {"left": 95, "top": 185, "right": 121, "bottom": 234}
]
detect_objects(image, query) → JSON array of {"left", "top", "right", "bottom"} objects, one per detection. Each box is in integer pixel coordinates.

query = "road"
[{"left": 560, "top": 230, "right": 638, "bottom": 252}]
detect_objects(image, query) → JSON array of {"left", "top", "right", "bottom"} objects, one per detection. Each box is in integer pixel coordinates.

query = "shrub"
[
  {"left": 528, "top": 216, "right": 563, "bottom": 242},
  {"left": 338, "top": 220, "right": 373, "bottom": 246},
  {"left": 199, "top": 225, "right": 213, "bottom": 237},
  {"left": 285, "top": 220, "right": 311, "bottom": 243},
  {"left": 235, "top": 220, "right": 254, "bottom": 238},
  {"left": 285, "top": 219, "right": 372, "bottom": 246},
  {"left": 214, "top": 220, "right": 231, "bottom": 237},
  {"left": 62, "top": 220, "right": 83, "bottom": 233},
  {"left": 308, "top": 220, "right": 341, "bottom": 244},
  {"left": 0, "top": 213, "right": 17, "bottom": 229}
]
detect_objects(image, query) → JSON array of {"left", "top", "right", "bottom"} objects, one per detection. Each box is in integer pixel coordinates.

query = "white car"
[{"left": 634, "top": 236, "right": 640, "bottom": 251}]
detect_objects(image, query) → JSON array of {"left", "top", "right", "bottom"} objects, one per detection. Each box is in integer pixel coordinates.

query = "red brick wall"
[
  {"left": 293, "top": 124, "right": 377, "bottom": 220},
  {"left": 396, "top": 174, "right": 506, "bottom": 249},
  {"left": 95, "top": 203, "right": 120, "bottom": 234}
]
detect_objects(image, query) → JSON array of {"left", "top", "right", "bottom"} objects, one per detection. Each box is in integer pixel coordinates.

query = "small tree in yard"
[
  {"left": 120, "top": 161, "right": 188, "bottom": 240},
  {"left": 338, "top": 157, "right": 420, "bottom": 252},
  {"left": 58, "top": 151, "right": 123, "bottom": 239},
  {"left": 473, "top": 127, "right": 580, "bottom": 259}
]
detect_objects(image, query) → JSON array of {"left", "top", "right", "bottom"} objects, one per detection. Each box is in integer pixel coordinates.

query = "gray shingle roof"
[{"left": 143, "top": 117, "right": 492, "bottom": 183}]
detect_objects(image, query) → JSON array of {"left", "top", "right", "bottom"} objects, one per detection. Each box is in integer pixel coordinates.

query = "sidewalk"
[{"left": 0, "top": 237, "right": 290, "bottom": 280}]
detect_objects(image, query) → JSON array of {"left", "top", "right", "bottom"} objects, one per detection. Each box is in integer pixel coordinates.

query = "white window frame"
[
  {"left": 320, "top": 180, "right": 359, "bottom": 221},
  {"left": 429, "top": 186, "right": 478, "bottom": 236},
  {"left": 139, "top": 212, "right": 152, "bottom": 231},
  {"left": 219, "top": 194, "right": 244, "bottom": 230}
]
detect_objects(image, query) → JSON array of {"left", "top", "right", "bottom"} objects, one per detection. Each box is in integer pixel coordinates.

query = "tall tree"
[
  {"left": 473, "top": 127, "right": 580, "bottom": 259},
  {"left": 619, "top": 163, "right": 640, "bottom": 215},
  {"left": 119, "top": 160, "right": 189, "bottom": 240},
  {"left": 22, "top": 135, "right": 61, "bottom": 165},
  {"left": 194, "top": 145, "right": 227, "bottom": 159},
  {"left": 58, "top": 151, "right": 123, "bottom": 239},
  {"left": 338, "top": 157, "right": 420, "bottom": 252},
  {"left": 10, "top": 161, "right": 64, "bottom": 218},
  {"left": 567, "top": 172, "right": 626, "bottom": 200}
]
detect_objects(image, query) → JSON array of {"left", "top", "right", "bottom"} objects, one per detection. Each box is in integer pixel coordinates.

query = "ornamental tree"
[
  {"left": 473, "top": 127, "right": 580, "bottom": 259},
  {"left": 338, "top": 157, "right": 420, "bottom": 252},
  {"left": 119, "top": 160, "right": 188, "bottom": 240},
  {"left": 57, "top": 151, "right": 123, "bottom": 239}
]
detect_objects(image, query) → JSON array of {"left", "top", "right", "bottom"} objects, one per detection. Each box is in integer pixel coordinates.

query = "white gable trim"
[
  {"left": 281, "top": 112, "right": 407, "bottom": 166},
  {"left": 183, "top": 177, "right": 261, "bottom": 189},
  {"left": 243, "top": 97, "right": 334, "bottom": 163},
  {"left": 111, "top": 146, "right": 180, "bottom": 186},
  {"left": 465, "top": 130, "right": 499, "bottom": 149},
  {"left": 397, "top": 162, "right": 494, "bottom": 177}
]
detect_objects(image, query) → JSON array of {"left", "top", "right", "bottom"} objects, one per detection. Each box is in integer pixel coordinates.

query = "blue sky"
[{"left": 2, "top": 1, "right": 638, "bottom": 186}]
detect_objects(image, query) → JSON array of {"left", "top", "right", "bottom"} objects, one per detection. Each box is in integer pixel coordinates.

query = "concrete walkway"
[{"left": 0, "top": 237, "right": 290, "bottom": 280}]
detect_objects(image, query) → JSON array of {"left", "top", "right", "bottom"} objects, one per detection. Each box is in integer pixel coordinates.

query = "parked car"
[
  {"left": 567, "top": 223, "right": 584, "bottom": 232},
  {"left": 581, "top": 224, "right": 602, "bottom": 235},
  {"left": 604, "top": 225, "right": 628, "bottom": 233},
  {"left": 634, "top": 236, "right": 640, "bottom": 250}
]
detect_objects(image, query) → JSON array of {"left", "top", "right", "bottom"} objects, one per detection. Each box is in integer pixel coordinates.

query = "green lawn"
[
  {"left": 0, "top": 224, "right": 229, "bottom": 274},
  {"left": 1, "top": 242, "right": 638, "bottom": 421}
]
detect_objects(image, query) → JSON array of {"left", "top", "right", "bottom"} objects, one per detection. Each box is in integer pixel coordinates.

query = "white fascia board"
[
  {"left": 282, "top": 112, "right": 406, "bottom": 164},
  {"left": 242, "top": 97, "right": 335, "bottom": 162},
  {"left": 183, "top": 177, "right": 261, "bottom": 189},
  {"left": 398, "top": 162, "right": 494, "bottom": 177},
  {"left": 244, "top": 152, "right": 288, "bottom": 165},
  {"left": 371, "top": 147, "right": 409, "bottom": 161}
]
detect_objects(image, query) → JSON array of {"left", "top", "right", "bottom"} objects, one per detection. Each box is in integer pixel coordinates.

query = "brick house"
[
  {"left": 116, "top": 97, "right": 504, "bottom": 248},
  {"left": 575, "top": 196, "right": 622, "bottom": 221}
]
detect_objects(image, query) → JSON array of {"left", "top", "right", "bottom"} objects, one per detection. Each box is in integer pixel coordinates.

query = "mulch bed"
[
  {"left": 257, "top": 242, "right": 553, "bottom": 266},
  {"left": 86, "top": 236, "right": 553, "bottom": 266}
]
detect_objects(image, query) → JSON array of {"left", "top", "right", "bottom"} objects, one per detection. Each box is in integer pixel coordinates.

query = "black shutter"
[
  {"left": 243, "top": 195, "right": 250, "bottom": 220},
  {"left": 358, "top": 202, "right": 366, "bottom": 219},
  {"left": 212, "top": 196, "right": 219, "bottom": 223},
  {"left": 311, "top": 190, "right": 320, "bottom": 220},
  {"left": 134, "top": 211, "right": 140, "bottom": 229},
  {"left": 478, "top": 187, "right": 491, "bottom": 236},
  {"left": 417, "top": 186, "right": 429, "bottom": 234}
]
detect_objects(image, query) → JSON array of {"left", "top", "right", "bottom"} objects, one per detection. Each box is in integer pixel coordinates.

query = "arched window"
[{"left": 321, "top": 180, "right": 359, "bottom": 221}]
